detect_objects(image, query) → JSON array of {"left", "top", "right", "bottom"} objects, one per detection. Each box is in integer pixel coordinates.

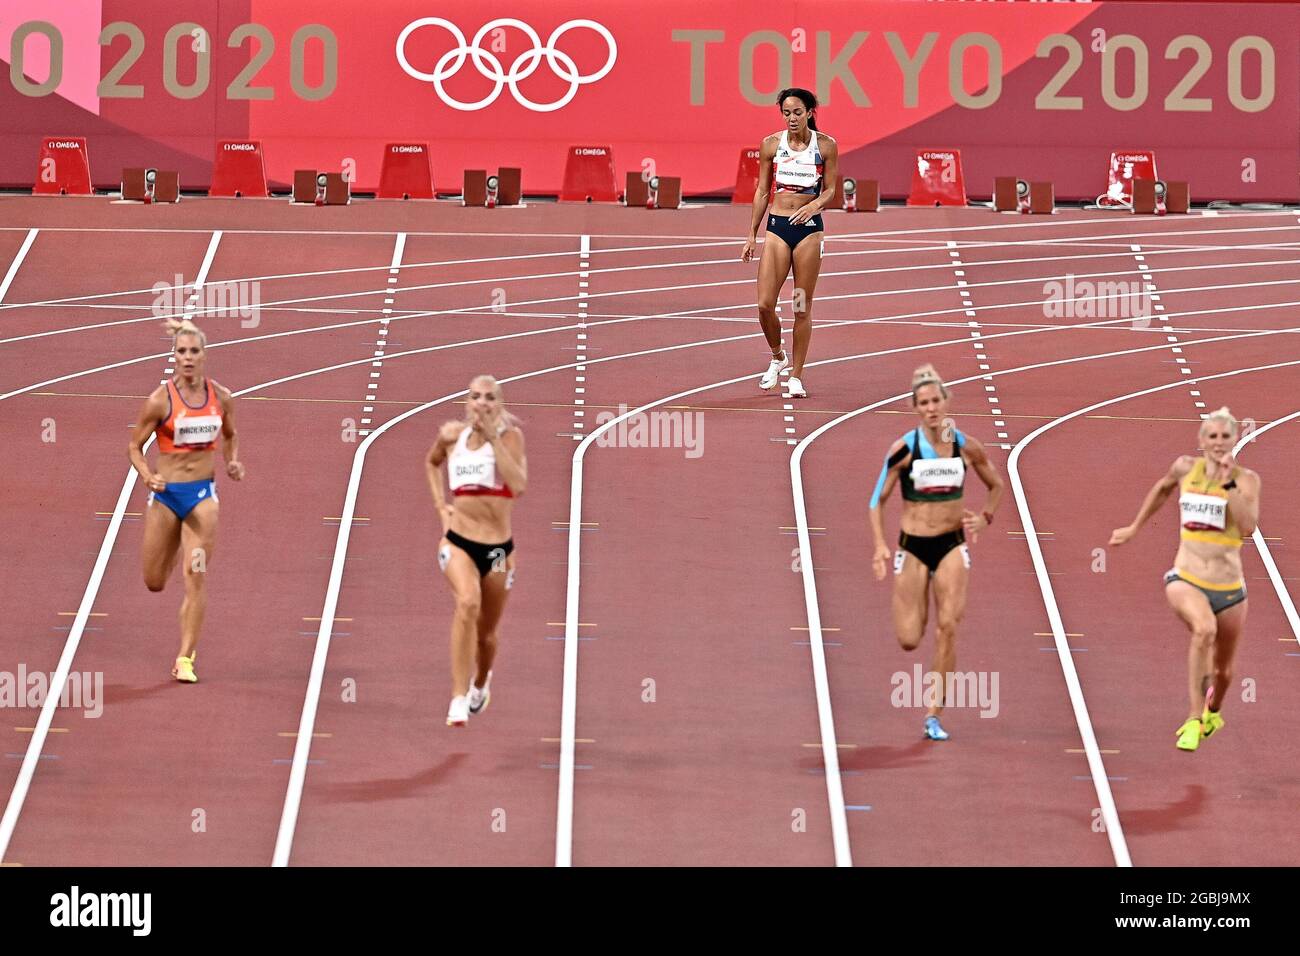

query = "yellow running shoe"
[
  {"left": 1201, "top": 708, "right": 1224, "bottom": 739},
  {"left": 1175, "top": 718, "right": 1201, "bottom": 751},
  {"left": 172, "top": 656, "right": 198, "bottom": 683}
]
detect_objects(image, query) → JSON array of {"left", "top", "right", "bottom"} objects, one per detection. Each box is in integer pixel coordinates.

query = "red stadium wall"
[{"left": 1, "top": 1, "right": 1295, "bottom": 201}]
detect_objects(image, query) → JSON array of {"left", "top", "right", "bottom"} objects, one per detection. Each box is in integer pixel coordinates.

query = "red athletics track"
[{"left": 0, "top": 198, "right": 1297, "bottom": 866}]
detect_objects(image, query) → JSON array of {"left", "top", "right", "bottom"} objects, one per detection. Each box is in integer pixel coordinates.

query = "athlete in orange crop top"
[
  {"left": 741, "top": 87, "right": 839, "bottom": 399},
  {"left": 426, "top": 375, "right": 527, "bottom": 728},
  {"left": 1111, "top": 408, "right": 1260, "bottom": 751},
  {"left": 128, "top": 319, "right": 243, "bottom": 683}
]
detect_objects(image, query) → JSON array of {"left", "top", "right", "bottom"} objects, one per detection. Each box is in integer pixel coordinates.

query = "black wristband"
[{"left": 1222, "top": 479, "right": 1237, "bottom": 491}]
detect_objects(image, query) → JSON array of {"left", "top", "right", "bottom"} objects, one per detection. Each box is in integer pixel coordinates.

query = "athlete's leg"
[{"left": 788, "top": 231, "right": 824, "bottom": 378}]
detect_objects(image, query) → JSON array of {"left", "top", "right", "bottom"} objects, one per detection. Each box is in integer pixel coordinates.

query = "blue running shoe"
[{"left": 923, "top": 715, "right": 950, "bottom": 741}]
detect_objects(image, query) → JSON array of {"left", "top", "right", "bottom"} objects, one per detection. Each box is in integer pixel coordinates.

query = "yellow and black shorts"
[{"left": 1164, "top": 568, "right": 1247, "bottom": 615}]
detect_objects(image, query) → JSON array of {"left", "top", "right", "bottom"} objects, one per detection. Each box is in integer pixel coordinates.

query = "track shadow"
[
  {"left": 318, "top": 752, "right": 470, "bottom": 802},
  {"left": 101, "top": 681, "right": 176, "bottom": 704},
  {"left": 1118, "top": 784, "right": 1207, "bottom": 836},
  {"left": 807, "top": 741, "right": 933, "bottom": 774}
]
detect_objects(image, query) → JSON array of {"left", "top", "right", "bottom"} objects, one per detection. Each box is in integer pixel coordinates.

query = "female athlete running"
[
  {"left": 1110, "top": 408, "right": 1260, "bottom": 751},
  {"left": 426, "top": 375, "right": 526, "bottom": 727},
  {"left": 869, "top": 364, "right": 1004, "bottom": 740},
  {"left": 128, "top": 318, "right": 243, "bottom": 682}
]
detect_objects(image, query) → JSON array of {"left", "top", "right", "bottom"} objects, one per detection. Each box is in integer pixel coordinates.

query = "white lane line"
[
  {"left": 10, "top": 280, "right": 1300, "bottom": 410},
  {"left": 0, "top": 229, "right": 38, "bottom": 303},
  {"left": 1007, "top": 359, "right": 1300, "bottom": 867},
  {"left": 2, "top": 246, "right": 1293, "bottom": 864},
  {"left": 9, "top": 232, "right": 1300, "bottom": 345},
  {"left": 0, "top": 230, "right": 222, "bottom": 864},
  {"left": 1, "top": 209, "right": 1288, "bottom": 242},
  {"left": 558, "top": 300, "right": 1300, "bottom": 867},
  {"left": 788, "top": 357, "right": 1300, "bottom": 868},
  {"left": 572, "top": 236, "right": 590, "bottom": 439},
  {"left": 946, "top": 241, "right": 1009, "bottom": 448},
  {"left": 357, "top": 234, "right": 404, "bottom": 437},
  {"left": 1233, "top": 411, "right": 1300, "bottom": 643}
]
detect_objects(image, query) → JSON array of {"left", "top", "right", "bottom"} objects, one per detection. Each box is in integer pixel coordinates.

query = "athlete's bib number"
[
  {"left": 1180, "top": 492, "right": 1227, "bottom": 531},
  {"left": 174, "top": 414, "right": 221, "bottom": 446},
  {"left": 911, "top": 457, "right": 964, "bottom": 494}
]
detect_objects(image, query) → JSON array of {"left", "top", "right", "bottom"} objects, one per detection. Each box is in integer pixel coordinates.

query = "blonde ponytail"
[
  {"left": 910, "top": 363, "right": 948, "bottom": 400},
  {"left": 163, "top": 317, "right": 207, "bottom": 346}
]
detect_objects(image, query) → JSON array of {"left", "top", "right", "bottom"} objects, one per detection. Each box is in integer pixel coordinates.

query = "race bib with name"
[
  {"left": 450, "top": 459, "right": 495, "bottom": 490},
  {"left": 910, "top": 457, "right": 964, "bottom": 495},
  {"left": 174, "top": 414, "right": 221, "bottom": 446},
  {"left": 1180, "top": 492, "right": 1227, "bottom": 531}
]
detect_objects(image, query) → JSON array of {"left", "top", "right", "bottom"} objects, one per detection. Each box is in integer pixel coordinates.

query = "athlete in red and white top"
[
  {"left": 128, "top": 318, "right": 244, "bottom": 683},
  {"left": 426, "top": 375, "right": 527, "bottom": 727},
  {"left": 741, "top": 87, "right": 839, "bottom": 399}
]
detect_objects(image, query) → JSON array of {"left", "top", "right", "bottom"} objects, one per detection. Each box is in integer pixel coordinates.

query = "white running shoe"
[
  {"left": 446, "top": 695, "right": 470, "bottom": 727},
  {"left": 759, "top": 350, "right": 790, "bottom": 390},
  {"left": 786, "top": 376, "right": 807, "bottom": 398},
  {"left": 468, "top": 671, "right": 492, "bottom": 715}
]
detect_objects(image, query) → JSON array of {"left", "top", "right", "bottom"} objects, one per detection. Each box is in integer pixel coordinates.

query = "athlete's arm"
[
  {"left": 960, "top": 436, "right": 1003, "bottom": 539},
  {"left": 869, "top": 439, "right": 908, "bottom": 581},
  {"left": 426, "top": 421, "right": 461, "bottom": 528},
  {"left": 216, "top": 383, "right": 244, "bottom": 481},
  {"left": 790, "top": 134, "right": 838, "bottom": 225},
  {"left": 1110, "top": 455, "right": 1193, "bottom": 545},
  {"left": 490, "top": 427, "right": 527, "bottom": 497},
  {"left": 127, "top": 386, "right": 169, "bottom": 491},
  {"left": 1224, "top": 468, "right": 1260, "bottom": 536},
  {"left": 741, "top": 136, "right": 778, "bottom": 263}
]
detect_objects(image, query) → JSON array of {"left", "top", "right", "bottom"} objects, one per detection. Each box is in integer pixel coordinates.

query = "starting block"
[
  {"left": 731, "top": 147, "right": 762, "bottom": 204},
  {"left": 378, "top": 143, "right": 434, "bottom": 199},
  {"left": 1164, "top": 180, "right": 1190, "bottom": 214},
  {"left": 624, "top": 173, "right": 682, "bottom": 209},
  {"left": 210, "top": 140, "right": 268, "bottom": 197},
  {"left": 993, "top": 177, "right": 1028, "bottom": 212},
  {"left": 847, "top": 178, "right": 879, "bottom": 212},
  {"left": 291, "top": 170, "right": 349, "bottom": 205},
  {"left": 1028, "top": 181, "right": 1055, "bottom": 214},
  {"left": 1132, "top": 179, "right": 1189, "bottom": 215},
  {"left": 1100, "top": 150, "right": 1157, "bottom": 208},
  {"left": 561, "top": 145, "right": 618, "bottom": 202},
  {"left": 908, "top": 149, "right": 966, "bottom": 207},
  {"left": 825, "top": 176, "right": 878, "bottom": 212},
  {"left": 463, "top": 167, "right": 522, "bottom": 207},
  {"left": 122, "top": 168, "right": 179, "bottom": 203},
  {"left": 34, "top": 136, "right": 92, "bottom": 195}
]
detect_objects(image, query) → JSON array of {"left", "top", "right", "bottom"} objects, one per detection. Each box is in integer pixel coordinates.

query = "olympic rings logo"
[{"left": 395, "top": 18, "right": 617, "bottom": 112}]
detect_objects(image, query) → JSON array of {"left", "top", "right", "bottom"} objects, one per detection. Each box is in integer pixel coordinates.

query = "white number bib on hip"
[
  {"left": 910, "top": 456, "right": 964, "bottom": 495},
  {"left": 174, "top": 414, "right": 221, "bottom": 446},
  {"left": 1180, "top": 492, "right": 1227, "bottom": 531}
]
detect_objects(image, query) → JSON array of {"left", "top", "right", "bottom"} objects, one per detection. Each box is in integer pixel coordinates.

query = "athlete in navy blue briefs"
[
  {"left": 868, "top": 365, "right": 1004, "bottom": 740},
  {"left": 740, "top": 87, "right": 839, "bottom": 399}
]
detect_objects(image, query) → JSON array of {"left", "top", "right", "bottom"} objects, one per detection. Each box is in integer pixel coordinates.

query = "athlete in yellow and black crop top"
[{"left": 1110, "top": 409, "right": 1261, "bottom": 752}]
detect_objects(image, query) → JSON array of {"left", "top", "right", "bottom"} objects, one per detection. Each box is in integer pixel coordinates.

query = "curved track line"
[
  {"left": 8, "top": 228, "right": 1298, "bottom": 346},
  {"left": 789, "top": 354, "right": 1300, "bottom": 868},
  {"left": 1006, "top": 359, "right": 1300, "bottom": 866},
  {"left": 9, "top": 265, "right": 1300, "bottom": 405},
  {"left": 1233, "top": 411, "right": 1300, "bottom": 642},
  {"left": 561, "top": 317, "right": 1300, "bottom": 867},
  {"left": 0, "top": 228, "right": 37, "bottom": 302},
  {"left": 0, "top": 232, "right": 222, "bottom": 863}
]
